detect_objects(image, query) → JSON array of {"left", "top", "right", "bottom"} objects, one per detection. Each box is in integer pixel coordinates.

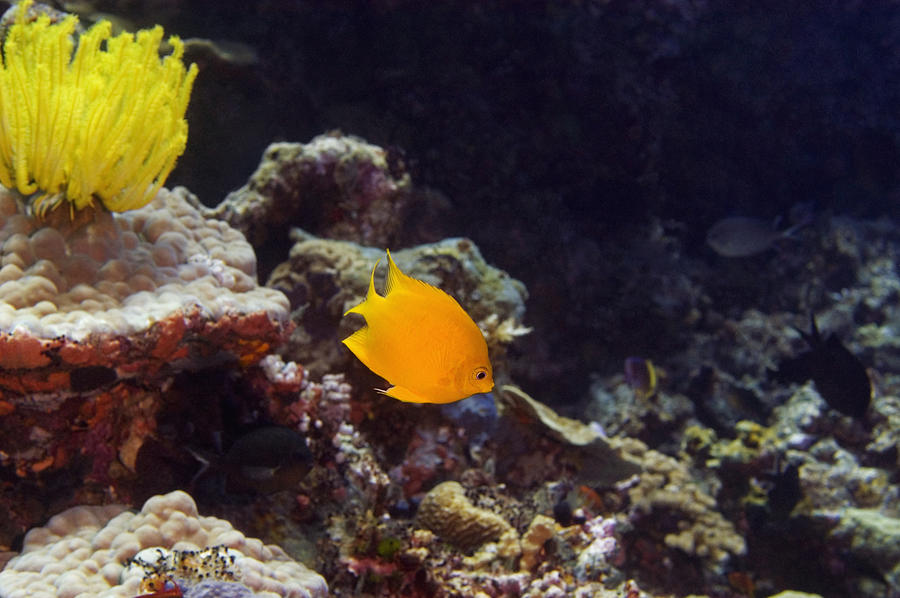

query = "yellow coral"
[{"left": 0, "top": 0, "right": 197, "bottom": 216}]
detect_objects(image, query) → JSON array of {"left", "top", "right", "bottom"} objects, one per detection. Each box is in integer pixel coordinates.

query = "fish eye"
[{"left": 474, "top": 367, "right": 488, "bottom": 381}]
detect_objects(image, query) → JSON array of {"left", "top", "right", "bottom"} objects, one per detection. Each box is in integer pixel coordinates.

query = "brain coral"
[
  {"left": 0, "top": 490, "right": 327, "bottom": 598},
  {"left": 416, "top": 481, "right": 518, "bottom": 555},
  {"left": 0, "top": 185, "right": 290, "bottom": 392}
]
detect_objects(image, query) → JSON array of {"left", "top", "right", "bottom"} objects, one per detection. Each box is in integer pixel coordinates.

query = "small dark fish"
[
  {"left": 766, "top": 457, "right": 801, "bottom": 520},
  {"left": 706, "top": 216, "right": 804, "bottom": 258},
  {"left": 191, "top": 426, "right": 313, "bottom": 495},
  {"left": 746, "top": 457, "right": 801, "bottom": 534},
  {"left": 771, "top": 314, "right": 871, "bottom": 417},
  {"left": 224, "top": 426, "right": 312, "bottom": 494}
]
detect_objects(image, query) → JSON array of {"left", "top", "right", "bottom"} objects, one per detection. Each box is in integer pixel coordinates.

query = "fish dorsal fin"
[
  {"left": 385, "top": 249, "right": 415, "bottom": 296},
  {"left": 384, "top": 249, "right": 459, "bottom": 309},
  {"left": 344, "top": 257, "right": 383, "bottom": 317},
  {"left": 808, "top": 312, "right": 822, "bottom": 345},
  {"left": 366, "top": 257, "right": 382, "bottom": 300}
]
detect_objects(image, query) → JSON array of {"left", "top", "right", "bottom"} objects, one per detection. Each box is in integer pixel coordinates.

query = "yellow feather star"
[{"left": 0, "top": 0, "right": 198, "bottom": 216}]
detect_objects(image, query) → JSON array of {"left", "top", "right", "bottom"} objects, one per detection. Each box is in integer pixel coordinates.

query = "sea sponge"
[
  {"left": 0, "top": 490, "right": 328, "bottom": 598},
  {"left": 0, "top": 0, "right": 197, "bottom": 215},
  {"left": 416, "top": 481, "right": 519, "bottom": 555}
]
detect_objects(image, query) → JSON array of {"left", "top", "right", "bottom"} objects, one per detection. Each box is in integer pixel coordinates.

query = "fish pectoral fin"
[{"left": 377, "top": 385, "right": 434, "bottom": 404}]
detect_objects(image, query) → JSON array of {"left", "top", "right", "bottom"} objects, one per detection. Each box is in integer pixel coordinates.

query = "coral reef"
[
  {"left": 384, "top": 504, "right": 631, "bottom": 597},
  {"left": 518, "top": 514, "right": 556, "bottom": 571},
  {"left": 0, "top": 185, "right": 290, "bottom": 539},
  {"left": 681, "top": 376, "right": 900, "bottom": 597},
  {"left": 6, "top": 2, "right": 900, "bottom": 596},
  {"left": 829, "top": 508, "right": 900, "bottom": 591},
  {"left": 206, "top": 133, "right": 413, "bottom": 252},
  {"left": 0, "top": 490, "right": 327, "bottom": 598},
  {"left": 0, "top": 185, "right": 288, "bottom": 358},
  {"left": 497, "top": 385, "right": 642, "bottom": 487},
  {"left": 622, "top": 441, "right": 746, "bottom": 568}
]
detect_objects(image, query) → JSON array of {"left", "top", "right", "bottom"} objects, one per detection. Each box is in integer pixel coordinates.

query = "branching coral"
[
  {"left": 0, "top": 0, "right": 197, "bottom": 216},
  {"left": 622, "top": 440, "right": 746, "bottom": 569}
]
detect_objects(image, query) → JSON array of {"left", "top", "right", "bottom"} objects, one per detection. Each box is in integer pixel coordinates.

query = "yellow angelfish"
[{"left": 342, "top": 250, "right": 494, "bottom": 403}]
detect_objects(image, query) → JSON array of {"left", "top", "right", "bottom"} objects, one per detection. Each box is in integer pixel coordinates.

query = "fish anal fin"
[{"left": 377, "top": 384, "right": 435, "bottom": 404}]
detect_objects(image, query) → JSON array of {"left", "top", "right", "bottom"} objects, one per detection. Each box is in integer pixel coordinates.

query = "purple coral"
[
  {"left": 575, "top": 516, "right": 622, "bottom": 582},
  {"left": 182, "top": 580, "right": 255, "bottom": 598}
]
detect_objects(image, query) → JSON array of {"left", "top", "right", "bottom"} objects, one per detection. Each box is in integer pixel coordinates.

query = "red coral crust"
[{"left": 0, "top": 306, "right": 292, "bottom": 398}]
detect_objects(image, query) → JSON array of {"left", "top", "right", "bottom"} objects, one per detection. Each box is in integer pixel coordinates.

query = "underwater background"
[
  {"left": 176, "top": 0, "right": 900, "bottom": 407},
  {"left": 2, "top": 1, "right": 900, "bottom": 597}
]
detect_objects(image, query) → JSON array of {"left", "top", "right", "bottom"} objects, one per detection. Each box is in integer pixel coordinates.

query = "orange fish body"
[{"left": 342, "top": 250, "right": 494, "bottom": 403}]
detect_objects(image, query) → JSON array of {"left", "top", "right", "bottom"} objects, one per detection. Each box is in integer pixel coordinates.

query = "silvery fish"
[{"left": 706, "top": 216, "right": 804, "bottom": 258}]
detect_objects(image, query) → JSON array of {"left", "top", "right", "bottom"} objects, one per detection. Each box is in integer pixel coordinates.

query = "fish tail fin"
[
  {"left": 378, "top": 384, "right": 434, "bottom": 403},
  {"left": 343, "top": 258, "right": 382, "bottom": 317}
]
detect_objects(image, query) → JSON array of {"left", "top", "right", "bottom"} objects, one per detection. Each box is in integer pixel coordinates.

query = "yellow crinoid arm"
[{"left": 0, "top": 0, "right": 198, "bottom": 216}]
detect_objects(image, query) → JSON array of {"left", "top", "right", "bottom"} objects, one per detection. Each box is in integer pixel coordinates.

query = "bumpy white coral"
[
  {"left": 0, "top": 490, "right": 327, "bottom": 598},
  {"left": 260, "top": 354, "right": 305, "bottom": 387},
  {"left": 0, "top": 186, "right": 289, "bottom": 341}
]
